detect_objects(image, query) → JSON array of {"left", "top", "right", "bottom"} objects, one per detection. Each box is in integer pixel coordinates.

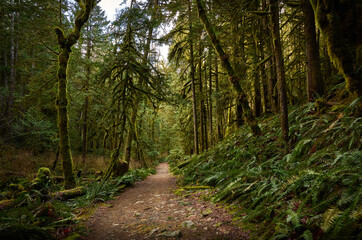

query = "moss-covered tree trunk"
[
  {"left": 310, "top": 0, "right": 362, "bottom": 112},
  {"left": 196, "top": 0, "right": 261, "bottom": 136},
  {"left": 124, "top": 104, "right": 138, "bottom": 165},
  {"left": 261, "top": 0, "right": 278, "bottom": 113},
  {"left": 270, "top": 0, "right": 289, "bottom": 143},
  {"left": 55, "top": 0, "right": 95, "bottom": 189},
  {"left": 103, "top": 114, "right": 127, "bottom": 181},
  {"left": 82, "top": 24, "right": 91, "bottom": 163}
]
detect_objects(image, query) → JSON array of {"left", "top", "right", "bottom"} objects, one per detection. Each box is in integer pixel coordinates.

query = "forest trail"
[{"left": 86, "top": 163, "right": 249, "bottom": 240}]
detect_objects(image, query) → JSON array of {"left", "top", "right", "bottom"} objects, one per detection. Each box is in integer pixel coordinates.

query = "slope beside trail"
[{"left": 85, "top": 163, "right": 250, "bottom": 240}]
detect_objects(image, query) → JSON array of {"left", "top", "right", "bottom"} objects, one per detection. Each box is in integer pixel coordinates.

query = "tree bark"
[
  {"left": 55, "top": 0, "right": 95, "bottom": 189},
  {"left": 310, "top": 0, "right": 362, "bottom": 111},
  {"left": 208, "top": 47, "right": 213, "bottom": 146},
  {"left": 302, "top": 0, "right": 323, "bottom": 101},
  {"left": 7, "top": 0, "right": 16, "bottom": 131},
  {"left": 124, "top": 104, "right": 137, "bottom": 165},
  {"left": 188, "top": 0, "right": 199, "bottom": 154},
  {"left": 231, "top": 19, "right": 245, "bottom": 128},
  {"left": 196, "top": 0, "right": 261, "bottom": 136},
  {"left": 269, "top": 0, "right": 289, "bottom": 143},
  {"left": 215, "top": 56, "right": 223, "bottom": 140},
  {"left": 82, "top": 24, "right": 91, "bottom": 163},
  {"left": 262, "top": 0, "right": 278, "bottom": 113},
  {"left": 198, "top": 39, "right": 208, "bottom": 151},
  {"left": 252, "top": 36, "right": 262, "bottom": 117}
]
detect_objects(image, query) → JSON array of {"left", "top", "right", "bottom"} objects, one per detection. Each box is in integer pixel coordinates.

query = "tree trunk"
[
  {"left": 310, "top": 0, "right": 362, "bottom": 111},
  {"left": 262, "top": 0, "right": 278, "bottom": 113},
  {"left": 198, "top": 39, "right": 208, "bottom": 151},
  {"left": 188, "top": 0, "right": 199, "bottom": 154},
  {"left": 208, "top": 47, "right": 213, "bottom": 146},
  {"left": 7, "top": 0, "right": 16, "bottom": 131},
  {"left": 215, "top": 56, "right": 223, "bottom": 141},
  {"left": 82, "top": 96, "right": 88, "bottom": 163},
  {"left": 103, "top": 113, "right": 127, "bottom": 180},
  {"left": 231, "top": 19, "right": 245, "bottom": 128},
  {"left": 124, "top": 104, "right": 137, "bottom": 165},
  {"left": 52, "top": 143, "right": 60, "bottom": 171},
  {"left": 252, "top": 36, "right": 262, "bottom": 117},
  {"left": 196, "top": 0, "right": 261, "bottom": 136},
  {"left": 302, "top": 0, "right": 323, "bottom": 101},
  {"left": 56, "top": 47, "right": 76, "bottom": 189},
  {"left": 269, "top": 0, "right": 289, "bottom": 143},
  {"left": 82, "top": 25, "right": 91, "bottom": 163},
  {"left": 54, "top": 0, "right": 95, "bottom": 189}
]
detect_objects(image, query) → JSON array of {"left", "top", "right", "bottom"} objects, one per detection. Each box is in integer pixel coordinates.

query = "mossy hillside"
[{"left": 172, "top": 102, "right": 361, "bottom": 239}]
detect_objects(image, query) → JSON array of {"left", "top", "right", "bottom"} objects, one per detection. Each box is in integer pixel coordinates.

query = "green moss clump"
[
  {"left": 36, "top": 167, "right": 51, "bottom": 184},
  {"left": 31, "top": 167, "right": 52, "bottom": 191}
]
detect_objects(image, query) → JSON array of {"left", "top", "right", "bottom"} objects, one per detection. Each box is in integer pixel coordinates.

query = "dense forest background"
[{"left": 0, "top": 0, "right": 361, "bottom": 239}]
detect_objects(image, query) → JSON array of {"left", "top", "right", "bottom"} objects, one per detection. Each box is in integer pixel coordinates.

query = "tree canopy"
[{"left": 0, "top": 0, "right": 361, "bottom": 239}]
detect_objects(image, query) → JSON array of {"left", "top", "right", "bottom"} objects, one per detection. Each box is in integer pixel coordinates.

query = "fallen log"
[
  {"left": 52, "top": 187, "right": 86, "bottom": 201},
  {"left": 182, "top": 186, "right": 211, "bottom": 190}
]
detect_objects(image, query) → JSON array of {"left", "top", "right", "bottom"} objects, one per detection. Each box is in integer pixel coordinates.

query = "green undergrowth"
[
  {"left": 170, "top": 101, "right": 361, "bottom": 239},
  {"left": 0, "top": 167, "right": 156, "bottom": 239}
]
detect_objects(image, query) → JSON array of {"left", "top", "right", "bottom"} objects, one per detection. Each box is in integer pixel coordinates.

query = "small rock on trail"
[{"left": 86, "top": 163, "right": 249, "bottom": 239}]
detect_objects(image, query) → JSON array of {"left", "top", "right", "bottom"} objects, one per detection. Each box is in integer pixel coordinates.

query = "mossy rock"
[
  {"left": 36, "top": 167, "right": 51, "bottom": 183},
  {"left": 32, "top": 167, "right": 52, "bottom": 190}
]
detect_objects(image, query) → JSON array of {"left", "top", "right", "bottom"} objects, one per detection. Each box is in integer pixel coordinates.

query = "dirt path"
[{"left": 86, "top": 163, "right": 249, "bottom": 239}]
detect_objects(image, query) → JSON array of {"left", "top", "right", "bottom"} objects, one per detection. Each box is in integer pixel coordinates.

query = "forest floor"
[{"left": 85, "top": 163, "right": 250, "bottom": 240}]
